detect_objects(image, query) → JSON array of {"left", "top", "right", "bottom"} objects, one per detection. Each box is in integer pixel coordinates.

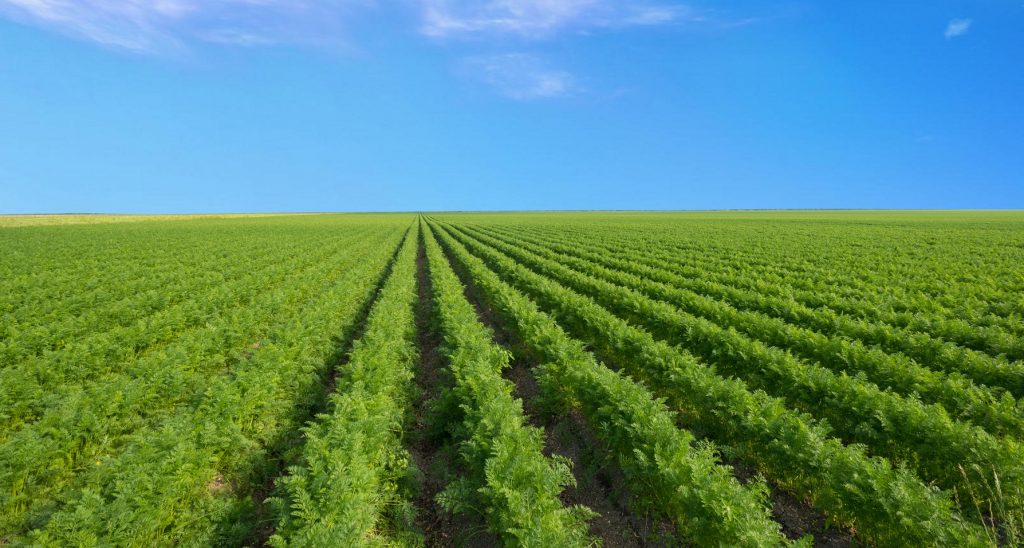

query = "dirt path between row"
[
  {"left": 242, "top": 229, "right": 411, "bottom": 547},
  {"left": 432, "top": 219, "right": 855, "bottom": 547}
]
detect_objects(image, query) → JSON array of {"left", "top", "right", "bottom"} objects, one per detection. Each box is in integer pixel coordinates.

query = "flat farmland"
[{"left": 2, "top": 211, "right": 1023, "bottom": 546}]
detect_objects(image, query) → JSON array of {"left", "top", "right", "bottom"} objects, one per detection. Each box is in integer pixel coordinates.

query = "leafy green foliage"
[
  {"left": 478, "top": 222, "right": 1024, "bottom": 396},
  {"left": 423, "top": 223, "right": 594, "bottom": 546},
  {"left": 4, "top": 211, "right": 1022, "bottom": 547},
  {"left": 467, "top": 222, "right": 1024, "bottom": 435},
  {"left": 1, "top": 216, "right": 414, "bottom": 545},
  {"left": 432, "top": 220, "right": 989, "bottom": 546},
  {"left": 430, "top": 223, "right": 798, "bottom": 547},
  {"left": 440, "top": 221, "right": 1024, "bottom": 522},
  {"left": 269, "top": 224, "right": 421, "bottom": 546}
]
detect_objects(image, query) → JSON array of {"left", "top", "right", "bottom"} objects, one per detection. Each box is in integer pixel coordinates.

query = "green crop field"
[{"left": 2, "top": 211, "right": 1023, "bottom": 546}]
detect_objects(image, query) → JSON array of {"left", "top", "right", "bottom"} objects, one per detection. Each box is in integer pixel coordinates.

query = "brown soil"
[
  {"left": 409, "top": 228, "right": 500, "bottom": 547},
  {"left": 505, "top": 350, "right": 676, "bottom": 547},
  {"left": 207, "top": 474, "right": 230, "bottom": 496},
  {"left": 441, "top": 229, "right": 673, "bottom": 546},
  {"left": 728, "top": 459, "right": 854, "bottom": 546},
  {"left": 431, "top": 220, "right": 857, "bottom": 546}
]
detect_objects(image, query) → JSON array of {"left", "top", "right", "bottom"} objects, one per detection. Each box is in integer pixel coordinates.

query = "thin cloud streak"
[
  {"left": 944, "top": 18, "right": 971, "bottom": 39},
  {"left": 460, "top": 53, "right": 578, "bottom": 100},
  {"left": 0, "top": 0, "right": 370, "bottom": 53},
  {"left": 1, "top": 0, "right": 697, "bottom": 51},
  {"left": 419, "top": 0, "right": 693, "bottom": 39},
  {"left": 0, "top": 0, "right": 717, "bottom": 102}
]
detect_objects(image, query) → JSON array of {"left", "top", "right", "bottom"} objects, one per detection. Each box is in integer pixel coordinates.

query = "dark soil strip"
[
  {"left": 409, "top": 224, "right": 499, "bottom": 547},
  {"left": 727, "top": 459, "right": 854, "bottom": 547},
  {"left": 505, "top": 359, "right": 675, "bottom": 547},
  {"left": 434, "top": 221, "right": 670, "bottom": 547},
  {"left": 432, "top": 220, "right": 855, "bottom": 546},
  {"left": 235, "top": 227, "right": 412, "bottom": 547},
  {"left": 574, "top": 349, "right": 855, "bottom": 546},
  {"left": 409, "top": 225, "right": 458, "bottom": 545}
]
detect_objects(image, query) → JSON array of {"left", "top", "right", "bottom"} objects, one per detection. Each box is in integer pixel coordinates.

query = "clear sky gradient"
[{"left": 1, "top": 1, "right": 1021, "bottom": 213}]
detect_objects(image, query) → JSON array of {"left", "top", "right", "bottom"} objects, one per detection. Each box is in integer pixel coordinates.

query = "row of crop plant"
[
  {"left": 459, "top": 223, "right": 1024, "bottom": 428},
  {"left": 6, "top": 213, "right": 1021, "bottom": 546},
  {"left": 500, "top": 219, "right": 1024, "bottom": 344},
  {"left": 268, "top": 221, "right": 800, "bottom": 546},
  {"left": 1, "top": 228, "right": 402, "bottom": 539},
  {"left": 476, "top": 222, "right": 1024, "bottom": 391},
  {"left": 543, "top": 216, "right": 1024, "bottom": 324},
  {"left": 4, "top": 222, "right": 408, "bottom": 545},
  {"left": 430, "top": 219, "right": 1006, "bottom": 546}
]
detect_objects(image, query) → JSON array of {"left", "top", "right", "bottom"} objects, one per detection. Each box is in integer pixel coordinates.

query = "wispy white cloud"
[
  {"left": 460, "top": 53, "right": 577, "bottom": 100},
  {"left": 0, "top": 0, "right": 370, "bottom": 53},
  {"left": 944, "top": 17, "right": 971, "bottom": 39},
  {"left": 0, "top": 0, "right": 723, "bottom": 101},
  {"left": 2, "top": 0, "right": 698, "bottom": 52},
  {"left": 419, "top": 0, "right": 693, "bottom": 39}
]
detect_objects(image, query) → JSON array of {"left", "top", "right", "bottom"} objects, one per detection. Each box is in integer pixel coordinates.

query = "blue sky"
[{"left": 0, "top": 1, "right": 1021, "bottom": 213}]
